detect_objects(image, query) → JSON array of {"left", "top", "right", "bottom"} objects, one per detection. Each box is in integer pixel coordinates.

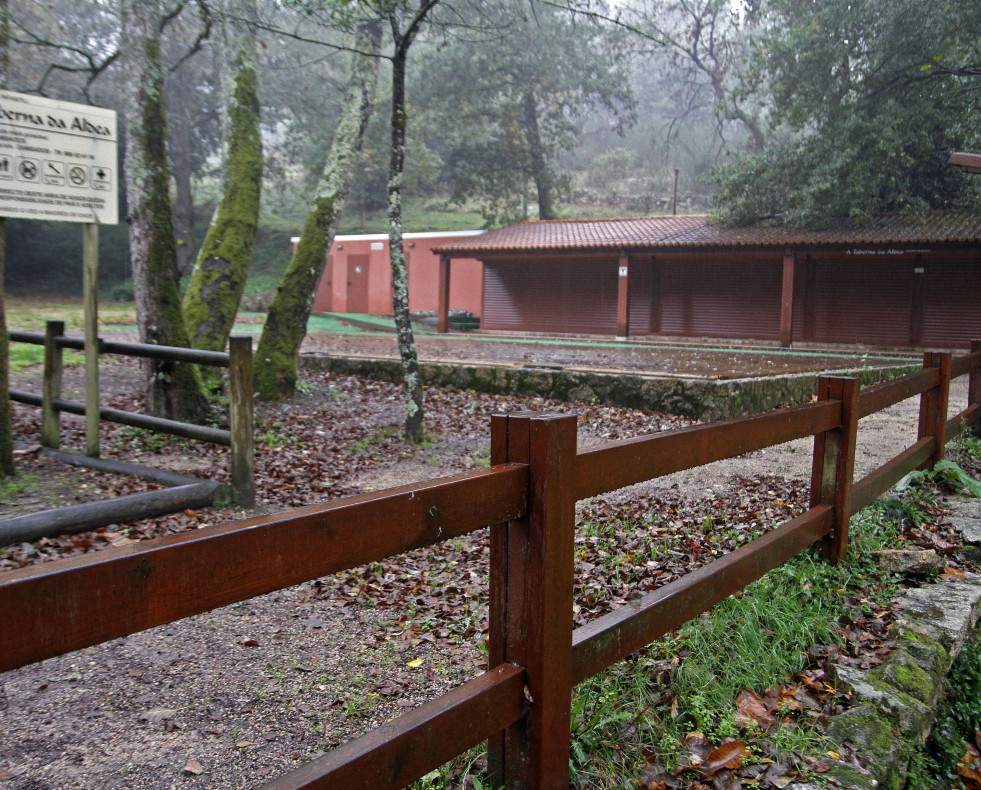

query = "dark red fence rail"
[{"left": 1, "top": 343, "right": 980, "bottom": 790}]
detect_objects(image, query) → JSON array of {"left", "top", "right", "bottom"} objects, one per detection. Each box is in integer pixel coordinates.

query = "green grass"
[
  {"left": 418, "top": 498, "right": 913, "bottom": 788},
  {"left": 8, "top": 342, "right": 85, "bottom": 371}
]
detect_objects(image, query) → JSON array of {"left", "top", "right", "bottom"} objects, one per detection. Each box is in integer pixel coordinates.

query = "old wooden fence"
[
  {"left": 8, "top": 320, "right": 255, "bottom": 505},
  {"left": 2, "top": 344, "right": 980, "bottom": 789}
]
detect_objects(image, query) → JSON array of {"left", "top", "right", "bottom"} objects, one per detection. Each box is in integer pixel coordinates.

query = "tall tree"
[
  {"left": 0, "top": 0, "right": 14, "bottom": 476},
  {"left": 122, "top": 0, "right": 209, "bottom": 418},
  {"left": 712, "top": 0, "right": 981, "bottom": 226},
  {"left": 254, "top": 19, "right": 382, "bottom": 399},
  {"left": 182, "top": 0, "right": 263, "bottom": 363},
  {"left": 420, "top": 1, "right": 635, "bottom": 224},
  {"left": 381, "top": 0, "right": 439, "bottom": 441}
]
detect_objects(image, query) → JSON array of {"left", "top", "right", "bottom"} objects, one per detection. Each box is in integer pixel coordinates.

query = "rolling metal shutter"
[
  {"left": 806, "top": 259, "right": 912, "bottom": 346},
  {"left": 922, "top": 260, "right": 981, "bottom": 348},
  {"left": 482, "top": 260, "right": 619, "bottom": 334},
  {"left": 657, "top": 258, "right": 782, "bottom": 340},
  {"left": 628, "top": 261, "right": 653, "bottom": 335}
]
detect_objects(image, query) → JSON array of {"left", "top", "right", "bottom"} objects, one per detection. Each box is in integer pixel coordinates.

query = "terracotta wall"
[{"left": 299, "top": 231, "right": 484, "bottom": 316}]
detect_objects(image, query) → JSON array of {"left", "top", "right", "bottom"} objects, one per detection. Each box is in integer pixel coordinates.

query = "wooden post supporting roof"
[
  {"left": 616, "top": 252, "right": 630, "bottom": 338},
  {"left": 780, "top": 248, "right": 795, "bottom": 347},
  {"left": 437, "top": 254, "right": 450, "bottom": 334}
]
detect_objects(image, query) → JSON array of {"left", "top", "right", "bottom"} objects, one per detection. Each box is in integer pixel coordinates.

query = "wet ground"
[{"left": 299, "top": 313, "right": 919, "bottom": 380}]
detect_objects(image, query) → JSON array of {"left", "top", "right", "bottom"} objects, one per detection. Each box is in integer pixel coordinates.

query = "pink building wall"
[{"left": 295, "top": 231, "right": 485, "bottom": 316}]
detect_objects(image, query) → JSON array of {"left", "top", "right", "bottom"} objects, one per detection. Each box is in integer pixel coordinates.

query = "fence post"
[
  {"left": 488, "top": 412, "right": 578, "bottom": 790},
  {"left": 810, "top": 377, "right": 859, "bottom": 564},
  {"left": 41, "top": 320, "right": 65, "bottom": 449},
  {"left": 969, "top": 340, "right": 981, "bottom": 430},
  {"left": 228, "top": 336, "right": 255, "bottom": 507},
  {"left": 918, "top": 351, "right": 952, "bottom": 467}
]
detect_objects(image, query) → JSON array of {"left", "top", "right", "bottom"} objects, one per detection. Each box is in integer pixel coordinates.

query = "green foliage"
[
  {"left": 924, "top": 632, "right": 981, "bottom": 785},
  {"left": 712, "top": 0, "right": 981, "bottom": 227},
  {"left": 897, "top": 459, "right": 981, "bottom": 498},
  {"left": 414, "top": 0, "right": 635, "bottom": 225}
]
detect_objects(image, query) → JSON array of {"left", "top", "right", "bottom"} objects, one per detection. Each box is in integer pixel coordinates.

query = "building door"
[{"left": 347, "top": 254, "right": 370, "bottom": 313}]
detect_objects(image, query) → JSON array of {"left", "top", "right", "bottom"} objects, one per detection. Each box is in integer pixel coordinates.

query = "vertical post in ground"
[
  {"left": 918, "top": 351, "right": 952, "bottom": 467},
  {"left": 228, "top": 336, "right": 255, "bottom": 507},
  {"left": 810, "top": 376, "right": 859, "bottom": 564},
  {"left": 83, "top": 223, "right": 100, "bottom": 457},
  {"left": 488, "top": 412, "right": 578, "bottom": 790},
  {"left": 437, "top": 254, "right": 450, "bottom": 334},
  {"left": 41, "top": 319, "right": 65, "bottom": 449},
  {"left": 969, "top": 340, "right": 981, "bottom": 430}
]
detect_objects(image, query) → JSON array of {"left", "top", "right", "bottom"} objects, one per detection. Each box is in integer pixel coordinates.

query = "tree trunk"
[
  {"left": 0, "top": 0, "right": 14, "bottom": 476},
  {"left": 522, "top": 89, "right": 554, "bottom": 220},
  {"left": 122, "top": 0, "right": 208, "bottom": 420},
  {"left": 253, "top": 21, "right": 381, "bottom": 400},
  {"left": 169, "top": 74, "right": 197, "bottom": 278},
  {"left": 182, "top": 0, "right": 262, "bottom": 365},
  {"left": 388, "top": 45, "right": 424, "bottom": 442}
]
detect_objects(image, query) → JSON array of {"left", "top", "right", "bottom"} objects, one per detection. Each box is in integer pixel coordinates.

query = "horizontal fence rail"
[
  {"left": 8, "top": 323, "right": 254, "bottom": 504},
  {"left": 0, "top": 464, "right": 527, "bottom": 673},
  {"left": 575, "top": 400, "right": 840, "bottom": 499},
  {"left": 8, "top": 389, "right": 232, "bottom": 444},
  {"left": 1, "top": 342, "right": 980, "bottom": 790}
]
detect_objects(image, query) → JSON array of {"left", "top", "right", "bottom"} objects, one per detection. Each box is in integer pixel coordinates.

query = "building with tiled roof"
[{"left": 430, "top": 212, "right": 981, "bottom": 347}]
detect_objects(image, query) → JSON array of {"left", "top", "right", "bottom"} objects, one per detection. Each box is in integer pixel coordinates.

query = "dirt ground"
[
  {"left": 0, "top": 336, "right": 969, "bottom": 790},
  {"left": 299, "top": 327, "right": 917, "bottom": 379}
]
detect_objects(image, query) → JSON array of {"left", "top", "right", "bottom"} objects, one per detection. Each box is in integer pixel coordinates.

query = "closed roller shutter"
[
  {"left": 922, "top": 260, "right": 981, "bottom": 348},
  {"left": 658, "top": 258, "right": 782, "bottom": 340},
  {"left": 628, "top": 262, "right": 653, "bottom": 336},
  {"left": 483, "top": 260, "right": 619, "bottom": 334},
  {"left": 808, "top": 259, "right": 912, "bottom": 346}
]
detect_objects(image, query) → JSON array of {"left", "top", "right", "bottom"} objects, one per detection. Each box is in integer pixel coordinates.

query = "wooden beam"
[
  {"left": 616, "top": 252, "right": 630, "bottom": 337},
  {"left": 437, "top": 254, "right": 451, "bottom": 333},
  {"left": 779, "top": 247, "right": 795, "bottom": 347}
]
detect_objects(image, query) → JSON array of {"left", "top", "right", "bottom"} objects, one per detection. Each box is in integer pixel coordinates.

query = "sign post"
[{"left": 0, "top": 90, "right": 118, "bottom": 457}]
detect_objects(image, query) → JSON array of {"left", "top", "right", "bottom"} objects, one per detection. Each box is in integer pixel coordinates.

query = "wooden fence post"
[
  {"left": 918, "top": 351, "right": 952, "bottom": 467},
  {"left": 228, "top": 336, "right": 255, "bottom": 507},
  {"left": 810, "top": 377, "right": 859, "bottom": 564},
  {"left": 488, "top": 412, "right": 578, "bottom": 790},
  {"left": 969, "top": 340, "right": 981, "bottom": 426},
  {"left": 41, "top": 320, "right": 65, "bottom": 449}
]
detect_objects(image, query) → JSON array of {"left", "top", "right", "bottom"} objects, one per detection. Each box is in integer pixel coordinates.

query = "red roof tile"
[{"left": 434, "top": 212, "right": 981, "bottom": 255}]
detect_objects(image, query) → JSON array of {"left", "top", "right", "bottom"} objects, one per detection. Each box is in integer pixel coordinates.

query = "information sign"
[{"left": 0, "top": 90, "right": 118, "bottom": 224}]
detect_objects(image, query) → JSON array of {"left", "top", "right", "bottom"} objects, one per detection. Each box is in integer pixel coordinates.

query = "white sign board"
[{"left": 0, "top": 90, "right": 118, "bottom": 224}]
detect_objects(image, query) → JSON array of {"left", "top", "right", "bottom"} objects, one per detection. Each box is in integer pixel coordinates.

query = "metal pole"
[{"left": 83, "top": 223, "right": 100, "bottom": 457}]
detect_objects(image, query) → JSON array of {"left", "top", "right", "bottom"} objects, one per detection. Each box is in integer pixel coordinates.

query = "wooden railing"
[
  {"left": 8, "top": 320, "right": 255, "bottom": 505},
  {"left": 1, "top": 342, "right": 980, "bottom": 790}
]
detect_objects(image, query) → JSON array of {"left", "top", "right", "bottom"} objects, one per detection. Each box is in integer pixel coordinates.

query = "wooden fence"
[
  {"left": 1, "top": 343, "right": 980, "bottom": 789},
  {"left": 8, "top": 320, "right": 254, "bottom": 505}
]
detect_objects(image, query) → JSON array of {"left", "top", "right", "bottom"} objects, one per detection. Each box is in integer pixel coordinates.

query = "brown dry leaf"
[
  {"left": 735, "top": 689, "right": 776, "bottom": 728},
  {"left": 697, "top": 740, "right": 748, "bottom": 777},
  {"left": 957, "top": 743, "right": 981, "bottom": 785},
  {"left": 183, "top": 759, "right": 205, "bottom": 776},
  {"left": 943, "top": 566, "right": 967, "bottom": 580}
]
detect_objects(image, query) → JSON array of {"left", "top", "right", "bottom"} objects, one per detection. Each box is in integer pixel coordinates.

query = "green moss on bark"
[{"left": 182, "top": 49, "right": 262, "bottom": 361}]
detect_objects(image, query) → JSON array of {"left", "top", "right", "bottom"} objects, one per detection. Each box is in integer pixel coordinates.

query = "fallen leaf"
[
  {"left": 943, "top": 566, "right": 967, "bottom": 580},
  {"left": 183, "top": 759, "right": 205, "bottom": 776},
  {"left": 697, "top": 740, "right": 747, "bottom": 776},
  {"left": 735, "top": 689, "right": 776, "bottom": 728},
  {"left": 406, "top": 658, "right": 424, "bottom": 668}
]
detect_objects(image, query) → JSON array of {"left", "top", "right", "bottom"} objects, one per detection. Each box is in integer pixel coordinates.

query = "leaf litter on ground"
[{"left": 2, "top": 360, "right": 977, "bottom": 788}]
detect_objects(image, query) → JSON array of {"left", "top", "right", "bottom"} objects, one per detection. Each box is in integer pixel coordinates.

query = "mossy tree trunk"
[
  {"left": 0, "top": 0, "right": 14, "bottom": 476},
  {"left": 181, "top": 0, "right": 262, "bottom": 368},
  {"left": 385, "top": 0, "right": 438, "bottom": 443},
  {"left": 122, "top": 0, "right": 208, "bottom": 420},
  {"left": 254, "top": 20, "right": 381, "bottom": 400}
]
